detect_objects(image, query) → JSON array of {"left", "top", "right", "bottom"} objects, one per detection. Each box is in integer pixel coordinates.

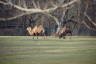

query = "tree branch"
[
  {"left": 84, "top": 12, "right": 96, "bottom": 27},
  {"left": 0, "top": 0, "right": 78, "bottom": 12},
  {"left": 32, "top": 0, "right": 38, "bottom": 8},
  {"left": 0, "top": 0, "right": 79, "bottom": 21},
  {"left": 37, "top": 1, "right": 40, "bottom": 9},
  {"left": 0, "top": 13, "right": 28, "bottom": 21},
  {"left": 82, "top": 21, "right": 96, "bottom": 31},
  {"left": 82, "top": 3, "right": 96, "bottom": 31},
  {"left": 44, "top": 13, "right": 61, "bottom": 33}
]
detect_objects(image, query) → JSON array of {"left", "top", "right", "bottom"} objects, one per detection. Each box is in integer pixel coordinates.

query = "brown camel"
[
  {"left": 26, "top": 25, "right": 45, "bottom": 39},
  {"left": 57, "top": 25, "right": 72, "bottom": 39}
]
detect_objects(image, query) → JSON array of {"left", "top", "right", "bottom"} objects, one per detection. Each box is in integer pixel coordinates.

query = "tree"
[
  {"left": 0, "top": 0, "right": 96, "bottom": 36},
  {"left": 0, "top": 0, "right": 79, "bottom": 33},
  {"left": 77, "top": 0, "right": 96, "bottom": 36}
]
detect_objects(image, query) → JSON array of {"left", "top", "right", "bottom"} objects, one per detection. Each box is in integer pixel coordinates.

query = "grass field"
[{"left": 0, "top": 36, "right": 96, "bottom": 64}]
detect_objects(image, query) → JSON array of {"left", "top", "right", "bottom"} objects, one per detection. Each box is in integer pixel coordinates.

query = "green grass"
[{"left": 0, "top": 36, "right": 96, "bottom": 64}]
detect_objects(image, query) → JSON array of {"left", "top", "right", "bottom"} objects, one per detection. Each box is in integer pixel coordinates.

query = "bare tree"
[
  {"left": 0, "top": 0, "right": 96, "bottom": 36},
  {"left": 0, "top": 0, "right": 79, "bottom": 33}
]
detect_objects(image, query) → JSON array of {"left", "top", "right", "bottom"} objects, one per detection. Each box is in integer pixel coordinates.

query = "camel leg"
[
  {"left": 37, "top": 36, "right": 38, "bottom": 39},
  {"left": 33, "top": 36, "right": 34, "bottom": 39},
  {"left": 59, "top": 36, "right": 62, "bottom": 39},
  {"left": 36, "top": 33, "right": 38, "bottom": 39},
  {"left": 33, "top": 33, "right": 35, "bottom": 39},
  {"left": 66, "top": 32, "right": 72, "bottom": 39},
  {"left": 63, "top": 36, "right": 65, "bottom": 39},
  {"left": 59, "top": 34, "right": 63, "bottom": 39},
  {"left": 69, "top": 33, "right": 72, "bottom": 39},
  {"left": 43, "top": 33, "right": 47, "bottom": 39},
  {"left": 44, "top": 36, "right": 47, "bottom": 39}
]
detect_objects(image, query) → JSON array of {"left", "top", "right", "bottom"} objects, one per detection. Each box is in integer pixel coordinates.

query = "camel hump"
[
  {"left": 32, "top": 26, "right": 38, "bottom": 31},
  {"left": 37, "top": 25, "right": 45, "bottom": 33}
]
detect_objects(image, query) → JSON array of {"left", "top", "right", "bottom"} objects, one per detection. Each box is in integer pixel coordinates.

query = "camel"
[
  {"left": 26, "top": 25, "right": 45, "bottom": 39},
  {"left": 57, "top": 25, "right": 72, "bottom": 39}
]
